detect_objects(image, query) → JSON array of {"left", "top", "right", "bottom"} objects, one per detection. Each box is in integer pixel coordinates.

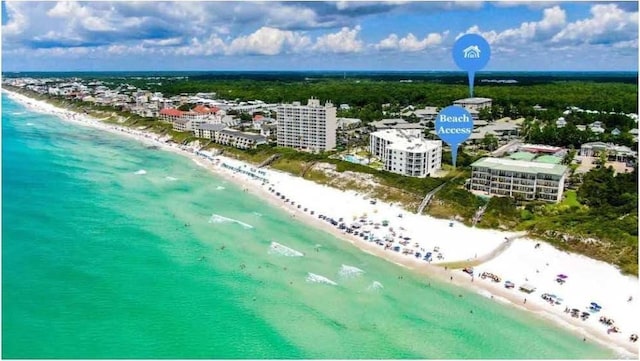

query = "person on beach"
[{"left": 524, "top": 298, "right": 527, "bottom": 304}]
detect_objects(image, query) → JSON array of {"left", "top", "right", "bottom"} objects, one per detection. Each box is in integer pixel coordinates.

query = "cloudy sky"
[{"left": 1, "top": 1, "right": 638, "bottom": 71}]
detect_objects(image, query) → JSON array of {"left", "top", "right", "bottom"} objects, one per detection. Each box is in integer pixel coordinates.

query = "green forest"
[{"left": 116, "top": 78, "right": 638, "bottom": 115}]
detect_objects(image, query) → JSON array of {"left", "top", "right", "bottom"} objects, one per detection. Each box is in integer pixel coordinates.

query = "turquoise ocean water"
[{"left": 2, "top": 94, "right": 615, "bottom": 359}]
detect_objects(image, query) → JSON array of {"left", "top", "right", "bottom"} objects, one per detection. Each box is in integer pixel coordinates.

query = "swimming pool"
[{"left": 343, "top": 154, "right": 370, "bottom": 165}]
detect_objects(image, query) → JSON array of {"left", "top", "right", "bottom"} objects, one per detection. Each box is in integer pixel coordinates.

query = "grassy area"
[
  {"left": 477, "top": 197, "right": 521, "bottom": 229},
  {"left": 559, "top": 190, "right": 580, "bottom": 208}
]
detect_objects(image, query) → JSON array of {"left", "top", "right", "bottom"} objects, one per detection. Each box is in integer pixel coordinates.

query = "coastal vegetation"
[
  {"left": 117, "top": 78, "right": 639, "bottom": 115},
  {"left": 5, "top": 78, "right": 638, "bottom": 275}
]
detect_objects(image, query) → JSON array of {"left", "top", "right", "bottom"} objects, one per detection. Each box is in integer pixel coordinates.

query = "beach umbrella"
[
  {"left": 557, "top": 274, "right": 568, "bottom": 279},
  {"left": 590, "top": 302, "right": 602, "bottom": 309}
]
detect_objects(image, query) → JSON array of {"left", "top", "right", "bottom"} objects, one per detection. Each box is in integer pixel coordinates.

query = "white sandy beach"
[{"left": 4, "top": 89, "right": 638, "bottom": 357}]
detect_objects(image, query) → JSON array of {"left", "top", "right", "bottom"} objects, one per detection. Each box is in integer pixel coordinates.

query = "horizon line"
[{"left": 3, "top": 70, "right": 638, "bottom": 74}]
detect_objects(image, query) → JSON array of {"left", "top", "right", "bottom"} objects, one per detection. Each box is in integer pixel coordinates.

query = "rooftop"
[
  {"left": 371, "top": 118, "right": 423, "bottom": 129},
  {"left": 509, "top": 151, "right": 537, "bottom": 161},
  {"left": 471, "top": 157, "right": 568, "bottom": 176},
  {"left": 219, "top": 129, "right": 267, "bottom": 142},
  {"left": 197, "top": 123, "right": 227, "bottom": 131},
  {"left": 454, "top": 97, "right": 493, "bottom": 104},
  {"left": 372, "top": 129, "right": 441, "bottom": 153},
  {"left": 533, "top": 155, "right": 564, "bottom": 164}
]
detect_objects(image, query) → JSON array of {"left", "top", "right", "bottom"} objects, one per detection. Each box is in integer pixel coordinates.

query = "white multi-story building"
[
  {"left": 369, "top": 129, "right": 442, "bottom": 178},
  {"left": 470, "top": 157, "right": 568, "bottom": 202},
  {"left": 453, "top": 97, "right": 493, "bottom": 111},
  {"left": 276, "top": 98, "right": 337, "bottom": 151}
]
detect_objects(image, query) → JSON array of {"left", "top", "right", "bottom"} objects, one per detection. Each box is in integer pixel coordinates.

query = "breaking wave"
[
  {"left": 268, "top": 242, "right": 304, "bottom": 257},
  {"left": 165, "top": 176, "right": 178, "bottom": 181},
  {"left": 134, "top": 169, "right": 147, "bottom": 175},
  {"left": 339, "top": 264, "right": 365, "bottom": 278},
  {"left": 367, "top": 281, "right": 384, "bottom": 291},
  {"left": 306, "top": 272, "right": 337, "bottom": 286},
  {"left": 208, "top": 213, "right": 253, "bottom": 229},
  {"left": 216, "top": 186, "right": 225, "bottom": 190}
]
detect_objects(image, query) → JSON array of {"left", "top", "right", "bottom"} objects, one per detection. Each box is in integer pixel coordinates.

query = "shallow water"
[{"left": 2, "top": 94, "right": 615, "bottom": 359}]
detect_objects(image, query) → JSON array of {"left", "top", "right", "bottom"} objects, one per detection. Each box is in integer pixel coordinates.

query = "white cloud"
[
  {"left": 174, "top": 35, "right": 227, "bottom": 56},
  {"left": 493, "top": 1, "right": 560, "bottom": 10},
  {"left": 375, "top": 34, "right": 400, "bottom": 51},
  {"left": 82, "top": 16, "right": 116, "bottom": 32},
  {"left": 460, "top": 5, "right": 566, "bottom": 45},
  {"left": 313, "top": 26, "right": 363, "bottom": 53},
  {"left": 142, "top": 37, "right": 184, "bottom": 47},
  {"left": 46, "top": 1, "right": 90, "bottom": 18},
  {"left": 375, "top": 32, "right": 445, "bottom": 52},
  {"left": 551, "top": 4, "right": 638, "bottom": 45},
  {"left": 226, "top": 27, "right": 311, "bottom": 55},
  {"left": 2, "top": 2, "right": 29, "bottom": 37}
]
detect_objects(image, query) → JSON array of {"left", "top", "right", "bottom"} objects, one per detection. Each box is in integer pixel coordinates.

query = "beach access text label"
[{"left": 435, "top": 106, "right": 473, "bottom": 168}]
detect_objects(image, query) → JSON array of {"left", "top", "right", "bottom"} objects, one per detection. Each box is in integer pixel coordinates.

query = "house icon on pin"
[{"left": 463, "top": 45, "right": 481, "bottom": 59}]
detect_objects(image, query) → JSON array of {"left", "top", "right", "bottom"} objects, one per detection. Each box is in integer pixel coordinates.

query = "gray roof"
[
  {"left": 197, "top": 123, "right": 227, "bottom": 131},
  {"left": 471, "top": 157, "right": 568, "bottom": 176},
  {"left": 454, "top": 97, "right": 492, "bottom": 104},
  {"left": 371, "top": 118, "right": 422, "bottom": 129},
  {"left": 219, "top": 129, "right": 266, "bottom": 142}
]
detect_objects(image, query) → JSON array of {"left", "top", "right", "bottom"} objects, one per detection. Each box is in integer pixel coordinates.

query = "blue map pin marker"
[
  {"left": 435, "top": 106, "right": 474, "bottom": 168},
  {"left": 453, "top": 34, "right": 491, "bottom": 97}
]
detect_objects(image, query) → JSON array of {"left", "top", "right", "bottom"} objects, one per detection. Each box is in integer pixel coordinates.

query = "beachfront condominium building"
[
  {"left": 276, "top": 98, "right": 337, "bottom": 151},
  {"left": 453, "top": 97, "right": 493, "bottom": 111},
  {"left": 370, "top": 129, "right": 442, "bottom": 178},
  {"left": 470, "top": 157, "right": 568, "bottom": 202}
]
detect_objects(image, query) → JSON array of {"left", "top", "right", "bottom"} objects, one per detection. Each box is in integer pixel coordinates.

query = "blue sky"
[{"left": 1, "top": 1, "right": 638, "bottom": 71}]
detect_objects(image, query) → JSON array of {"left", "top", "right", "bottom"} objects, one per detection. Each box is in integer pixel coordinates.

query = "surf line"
[{"left": 209, "top": 214, "right": 254, "bottom": 229}]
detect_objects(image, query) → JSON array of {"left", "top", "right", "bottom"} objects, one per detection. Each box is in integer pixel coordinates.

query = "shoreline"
[{"left": 3, "top": 89, "right": 638, "bottom": 358}]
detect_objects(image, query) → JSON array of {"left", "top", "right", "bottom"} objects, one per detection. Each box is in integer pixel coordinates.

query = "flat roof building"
[
  {"left": 370, "top": 129, "right": 442, "bottom": 178},
  {"left": 217, "top": 129, "right": 267, "bottom": 149},
  {"left": 454, "top": 97, "right": 493, "bottom": 111},
  {"left": 470, "top": 157, "right": 568, "bottom": 203},
  {"left": 579, "top": 142, "right": 637, "bottom": 162},
  {"left": 277, "top": 98, "right": 337, "bottom": 152}
]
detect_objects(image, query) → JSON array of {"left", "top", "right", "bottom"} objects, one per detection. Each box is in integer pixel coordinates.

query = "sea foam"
[
  {"left": 306, "top": 272, "right": 338, "bottom": 286},
  {"left": 134, "top": 169, "right": 147, "bottom": 175},
  {"left": 208, "top": 213, "right": 253, "bottom": 229},
  {"left": 339, "top": 264, "right": 365, "bottom": 278},
  {"left": 216, "top": 186, "right": 225, "bottom": 190},
  {"left": 367, "top": 281, "right": 384, "bottom": 291},
  {"left": 165, "top": 176, "right": 178, "bottom": 181},
  {"left": 268, "top": 242, "right": 304, "bottom": 257}
]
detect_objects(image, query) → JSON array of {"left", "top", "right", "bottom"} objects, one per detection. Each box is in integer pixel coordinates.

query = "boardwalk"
[{"left": 437, "top": 231, "right": 528, "bottom": 269}]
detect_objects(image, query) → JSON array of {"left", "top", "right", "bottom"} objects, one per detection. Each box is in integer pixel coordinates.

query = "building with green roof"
[
  {"left": 534, "top": 155, "right": 563, "bottom": 164},
  {"left": 509, "top": 151, "right": 536, "bottom": 161},
  {"left": 470, "top": 157, "right": 568, "bottom": 203}
]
